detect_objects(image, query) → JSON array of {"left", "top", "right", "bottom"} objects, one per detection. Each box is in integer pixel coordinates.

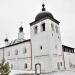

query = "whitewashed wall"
[
  {"left": 0, "top": 48, "right": 3, "bottom": 61},
  {"left": 30, "top": 18, "right": 63, "bottom": 74},
  {"left": 0, "top": 41, "right": 32, "bottom": 70},
  {"left": 64, "top": 52, "right": 75, "bottom": 70}
]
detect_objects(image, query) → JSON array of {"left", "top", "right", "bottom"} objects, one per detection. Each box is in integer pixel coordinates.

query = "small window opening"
[
  {"left": 15, "top": 50, "right": 18, "bottom": 55},
  {"left": 11, "top": 64, "right": 13, "bottom": 69},
  {"left": 40, "top": 46, "right": 42, "bottom": 50},
  {"left": 52, "top": 33, "right": 53, "bottom": 36},
  {"left": 8, "top": 51, "right": 10, "bottom": 56},
  {"left": 24, "top": 63, "right": 27, "bottom": 69},
  {"left": 60, "top": 62, "right": 62, "bottom": 66},
  {"left": 34, "top": 26, "right": 38, "bottom": 34},
  {"left": 41, "top": 23, "right": 45, "bottom": 31},
  {"left": 58, "top": 36, "right": 59, "bottom": 39},
  {"left": 51, "top": 23, "right": 54, "bottom": 31},
  {"left": 23, "top": 47, "right": 27, "bottom": 54},
  {"left": 55, "top": 25, "right": 59, "bottom": 33}
]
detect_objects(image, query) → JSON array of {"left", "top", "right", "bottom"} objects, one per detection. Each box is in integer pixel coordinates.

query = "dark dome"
[
  {"left": 19, "top": 26, "right": 23, "bottom": 32},
  {"left": 4, "top": 38, "right": 9, "bottom": 41},
  {"left": 35, "top": 11, "right": 54, "bottom": 21}
]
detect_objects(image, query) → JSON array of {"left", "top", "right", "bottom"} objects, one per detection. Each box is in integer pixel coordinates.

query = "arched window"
[
  {"left": 51, "top": 23, "right": 54, "bottom": 31},
  {"left": 23, "top": 47, "right": 27, "bottom": 54},
  {"left": 35, "top": 63, "right": 41, "bottom": 74},
  {"left": 34, "top": 26, "right": 38, "bottom": 34},
  {"left": 41, "top": 23, "right": 45, "bottom": 31},
  {"left": 55, "top": 25, "right": 59, "bottom": 33},
  {"left": 40, "top": 46, "right": 42, "bottom": 50},
  {"left": 11, "top": 64, "right": 13, "bottom": 69},
  {"left": 15, "top": 49, "right": 18, "bottom": 55},
  {"left": 24, "top": 63, "right": 27, "bottom": 69},
  {"left": 60, "top": 62, "right": 62, "bottom": 66},
  {"left": 8, "top": 51, "right": 10, "bottom": 56}
]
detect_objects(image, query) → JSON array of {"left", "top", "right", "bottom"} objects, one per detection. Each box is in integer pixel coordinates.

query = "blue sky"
[{"left": 0, "top": 0, "right": 75, "bottom": 48}]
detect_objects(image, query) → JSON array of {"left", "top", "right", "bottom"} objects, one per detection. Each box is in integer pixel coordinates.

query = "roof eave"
[{"left": 30, "top": 17, "right": 60, "bottom": 26}]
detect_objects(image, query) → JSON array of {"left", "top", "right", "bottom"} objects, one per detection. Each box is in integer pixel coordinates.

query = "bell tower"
[{"left": 30, "top": 2, "right": 64, "bottom": 74}]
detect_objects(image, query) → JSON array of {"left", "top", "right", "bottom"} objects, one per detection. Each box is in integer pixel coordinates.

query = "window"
[
  {"left": 34, "top": 26, "right": 38, "bottom": 34},
  {"left": 11, "top": 64, "right": 13, "bottom": 69},
  {"left": 40, "top": 46, "right": 42, "bottom": 50},
  {"left": 60, "top": 62, "right": 62, "bottom": 66},
  {"left": 57, "top": 62, "right": 60, "bottom": 70},
  {"left": 58, "top": 36, "right": 59, "bottom": 39},
  {"left": 51, "top": 23, "right": 54, "bottom": 31},
  {"left": 52, "top": 33, "right": 53, "bottom": 36},
  {"left": 69, "top": 49, "right": 74, "bottom": 53},
  {"left": 55, "top": 44, "right": 58, "bottom": 49},
  {"left": 15, "top": 49, "right": 18, "bottom": 55},
  {"left": 41, "top": 23, "right": 45, "bottom": 31},
  {"left": 55, "top": 25, "right": 59, "bottom": 33},
  {"left": 23, "top": 47, "right": 27, "bottom": 54},
  {"left": 24, "top": 63, "right": 27, "bottom": 69},
  {"left": 8, "top": 51, "right": 10, "bottom": 56}
]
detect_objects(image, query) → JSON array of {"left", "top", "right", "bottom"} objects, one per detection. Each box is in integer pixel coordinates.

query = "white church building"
[{"left": 0, "top": 2, "right": 75, "bottom": 75}]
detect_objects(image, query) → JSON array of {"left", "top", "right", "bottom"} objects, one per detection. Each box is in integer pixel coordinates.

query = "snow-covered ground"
[
  {"left": 9, "top": 70, "right": 35, "bottom": 75},
  {"left": 9, "top": 70, "right": 75, "bottom": 75},
  {"left": 51, "top": 70, "right": 75, "bottom": 75}
]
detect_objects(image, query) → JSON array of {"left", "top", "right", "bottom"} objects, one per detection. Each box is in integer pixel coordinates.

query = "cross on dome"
[{"left": 42, "top": 0, "right": 46, "bottom": 11}]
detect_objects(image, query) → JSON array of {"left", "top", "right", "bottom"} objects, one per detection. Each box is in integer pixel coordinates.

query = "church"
[{"left": 0, "top": 2, "right": 75, "bottom": 75}]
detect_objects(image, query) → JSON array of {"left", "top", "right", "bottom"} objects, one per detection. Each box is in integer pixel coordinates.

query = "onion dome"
[
  {"left": 19, "top": 26, "right": 23, "bottom": 32},
  {"left": 4, "top": 38, "right": 9, "bottom": 42},
  {"left": 35, "top": 3, "right": 54, "bottom": 21},
  {"left": 35, "top": 11, "right": 54, "bottom": 21}
]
